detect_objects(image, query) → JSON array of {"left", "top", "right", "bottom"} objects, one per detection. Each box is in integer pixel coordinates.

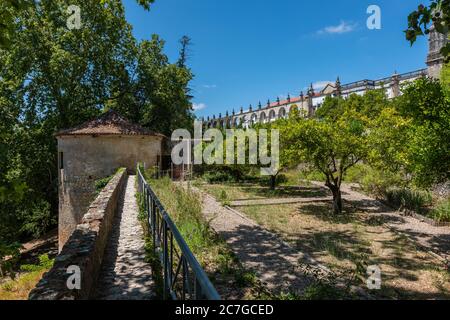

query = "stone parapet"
[{"left": 29, "top": 169, "right": 127, "bottom": 300}]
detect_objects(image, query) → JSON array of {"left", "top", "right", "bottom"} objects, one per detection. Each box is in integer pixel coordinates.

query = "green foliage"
[
  {"left": 218, "top": 190, "right": 230, "bottom": 206},
  {"left": 143, "top": 237, "right": 163, "bottom": 299},
  {"left": 201, "top": 166, "right": 246, "bottom": 184},
  {"left": 18, "top": 199, "right": 55, "bottom": 238},
  {"left": 0, "top": 241, "right": 21, "bottom": 278},
  {"left": 394, "top": 78, "right": 450, "bottom": 187},
  {"left": 95, "top": 176, "right": 114, "bottom": 193},
  {"left": 20, "top": 254, "right": 54, "bottom": 273},
  {"left": 430, "top": 198, "right": 450, "bottom": 222},
  {"left": 0, "top": 1, "right": 193, "bottom": 247},
  {"left": 405, "top": 1, "right": 450, "bottom": 61},
  {"left": 143, "top": 175, "right": 212, "bottom": 257},
  {"left": 442, "top": 63, "right": 450, "bottom": 90},
  {"left": 281, "top": 94, "right": 372, "bottom": 214},
  {"left": 384, "top": 188, "right": 432, "bottom": 213},
  {"left": 0, "top": 0, "right": 29, "bottom": 48}
]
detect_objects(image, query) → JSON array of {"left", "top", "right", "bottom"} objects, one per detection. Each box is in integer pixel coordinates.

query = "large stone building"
[
  {"left": 204, "top": 26, "right": 447, "bottom": 129},
  {"left": 56, "top": 110, "right": 166, "bottom": 249}
]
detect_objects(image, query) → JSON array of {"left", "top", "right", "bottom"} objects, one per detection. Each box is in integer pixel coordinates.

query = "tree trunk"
[
  {"left": 269, "top": 175, "right": 276, "bottom": 190},
  {"left": 331, "top": 187, "right": 343, "bottom": 215},
  {"left": 326, "top": 181, "right": 343, "bottom": 214}
]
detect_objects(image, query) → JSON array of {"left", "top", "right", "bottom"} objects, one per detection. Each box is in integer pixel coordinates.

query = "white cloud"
[
  {"left": 202, "top": 84, "right": 217, "bottom": 89},
  {"left": 317, "top": 21, "right": 357, "bottom": 35},
  {"left": 193, "top": 103, "right": 207, "bottom": 111}
]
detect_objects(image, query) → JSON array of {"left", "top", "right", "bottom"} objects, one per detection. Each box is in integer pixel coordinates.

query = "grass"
[
  {"left": 95, "top": 168, "right": 126, "bottom": 194},
  {"left": 137, "top": 171, "right": 262, "bottom": 299},
  {"left": 429, "top": 198, "right": 450, "bottom": 222},
  {"left": 0, "top": 254, "right": 54, "bottom": 300}
]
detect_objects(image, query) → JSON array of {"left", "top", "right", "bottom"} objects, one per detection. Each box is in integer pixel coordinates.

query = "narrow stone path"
[{"left": 94, "top": 175, "right": 155, "bottom": 300}]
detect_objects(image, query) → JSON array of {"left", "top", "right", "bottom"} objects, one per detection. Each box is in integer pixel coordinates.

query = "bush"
[
  {"left": 201, "top": 166, "right": 250, "bottom": 184},
  {"left": 18, "top": 200, "right": 55, "bottom": 239},
  {"left": 95, "top": 176, "right": 113, "bottom": 193},
  {"left": 430, "top": 198, "right": 450, "bottom": 222},
  {"left": 20, "top": 254, "right": 54, "bottom": 273},
  {"left": 344, "top": 163, "right": 369, "bottom": 184},
  {"left": 0, "top": 241, "right": 21, "bottom": 278},
  {"left": 203, "top": 171, "right": 236, "bottom": 184},
  {"left": 384, "top": 187, "right": 432, "bottom": 213},
  {"left": 218, "top": 190, "right": 230, "bottom": 206},
  {"left": 298, "top": 169, "right": 326, "bottom": 182},
  {"left": 359, "top": 167, "right": 405, "bottom": 197}
]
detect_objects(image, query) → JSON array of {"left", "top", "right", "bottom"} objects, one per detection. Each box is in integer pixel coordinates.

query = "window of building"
[{"left": 59, "top": 152, "right": 64, "bottom": 169}]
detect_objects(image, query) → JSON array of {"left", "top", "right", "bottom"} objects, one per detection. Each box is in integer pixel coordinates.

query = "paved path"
[
  {"left": 94, "top": 175, "right": 155, "bottom": 300},
  {"left": 189, "top": 185, "right": 327, "bottom": 295}
]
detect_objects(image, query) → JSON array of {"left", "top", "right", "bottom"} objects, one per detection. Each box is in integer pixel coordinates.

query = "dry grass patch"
[
  {"left": 0, "top": 269, "right": 49, "bottom": 300},
  {"left": 242, "top": 201, "right": 450, "bottom": 299}
]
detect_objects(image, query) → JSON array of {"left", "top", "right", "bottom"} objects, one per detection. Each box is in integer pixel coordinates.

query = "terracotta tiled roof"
[{"left": 56, "top": 110, "right": 165, "bottom": 138}]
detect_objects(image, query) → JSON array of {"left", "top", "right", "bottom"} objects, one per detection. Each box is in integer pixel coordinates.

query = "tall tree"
[
  {"left": 281, "top": 96, "right": 371, "bottom": 214},
  {"left": 177, "top": 35, "right": 192, "bottom": 68},
  {"left": 0, "top": 0, "right": 194, "bottom": 244}
]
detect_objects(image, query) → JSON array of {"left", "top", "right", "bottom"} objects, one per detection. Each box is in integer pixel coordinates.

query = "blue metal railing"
[{"left": 137, "top": 166, "right": 221, "bottom": 300}]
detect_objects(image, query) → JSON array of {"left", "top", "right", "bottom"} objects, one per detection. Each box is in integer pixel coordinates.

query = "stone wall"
[
  {"left": 29, "top": 169, "right": 127, "bottom": 300},
  {"left": 58, "top": 135, "right": 163, "bottom": 250}
]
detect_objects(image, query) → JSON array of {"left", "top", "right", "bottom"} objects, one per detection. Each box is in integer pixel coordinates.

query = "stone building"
[
  {"left": 55, "top": 110, "right": 166, "bottom": 250},
  {"left": 427, "top": 24, "right": 448, "bottom": 79}
]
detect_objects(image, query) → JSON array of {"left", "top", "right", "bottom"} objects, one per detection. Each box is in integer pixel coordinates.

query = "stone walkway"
[{"left": 94, "top": 175, "right": 155, "bottom": 300}]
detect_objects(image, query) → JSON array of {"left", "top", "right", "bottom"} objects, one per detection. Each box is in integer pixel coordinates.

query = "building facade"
[{"left": 56, "top": 110, "right": 165, "bottom": 250}]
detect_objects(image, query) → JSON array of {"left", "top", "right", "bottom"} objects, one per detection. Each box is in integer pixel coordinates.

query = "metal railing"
[{"left": 137, "top": 166, "right": 221, "bottom": 300}]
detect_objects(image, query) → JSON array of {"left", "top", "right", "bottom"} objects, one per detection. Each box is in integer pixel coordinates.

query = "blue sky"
[{"left": 123, "top": 0, "right": 430, "bottom": 118}]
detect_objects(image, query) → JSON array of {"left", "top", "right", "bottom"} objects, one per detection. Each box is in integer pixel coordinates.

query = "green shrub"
[
  {"left": 298, "top": 169, "right": 326, "bottom": 182},
  {"left": 18, "top": 199, "right": 55, "bottom": 238},
  {"left": 94, "top": 168, "right": 124, "bottom": 193},
  {"left": 218, "top": 190, "right": 230, "bottom": 206},
  {"left": 20, "top": 254, "right": 54, "bottom": 272},
  {"left": 0, "top": 241, "right": 21, "bottom": 278},
  {"left": 204, "top": 171, "right": 236, "bottom": 184},
  {"left": 430, "top": 198, "right": 450, "bottom": 222},
  {"left": 95, "top": 176, "right": 113, "bottom": 193},
  {"left": 344, "top": 163, "right": 369, "bottom": 184},
  {"left": 201, "top": 166, "right": 250, "bottom": 184},
  {"left": 360, "top": 167, "right": 404, "bottom": 197},
  {"left": 384, "top": 188, "right": 432, "bottom": 213}
]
